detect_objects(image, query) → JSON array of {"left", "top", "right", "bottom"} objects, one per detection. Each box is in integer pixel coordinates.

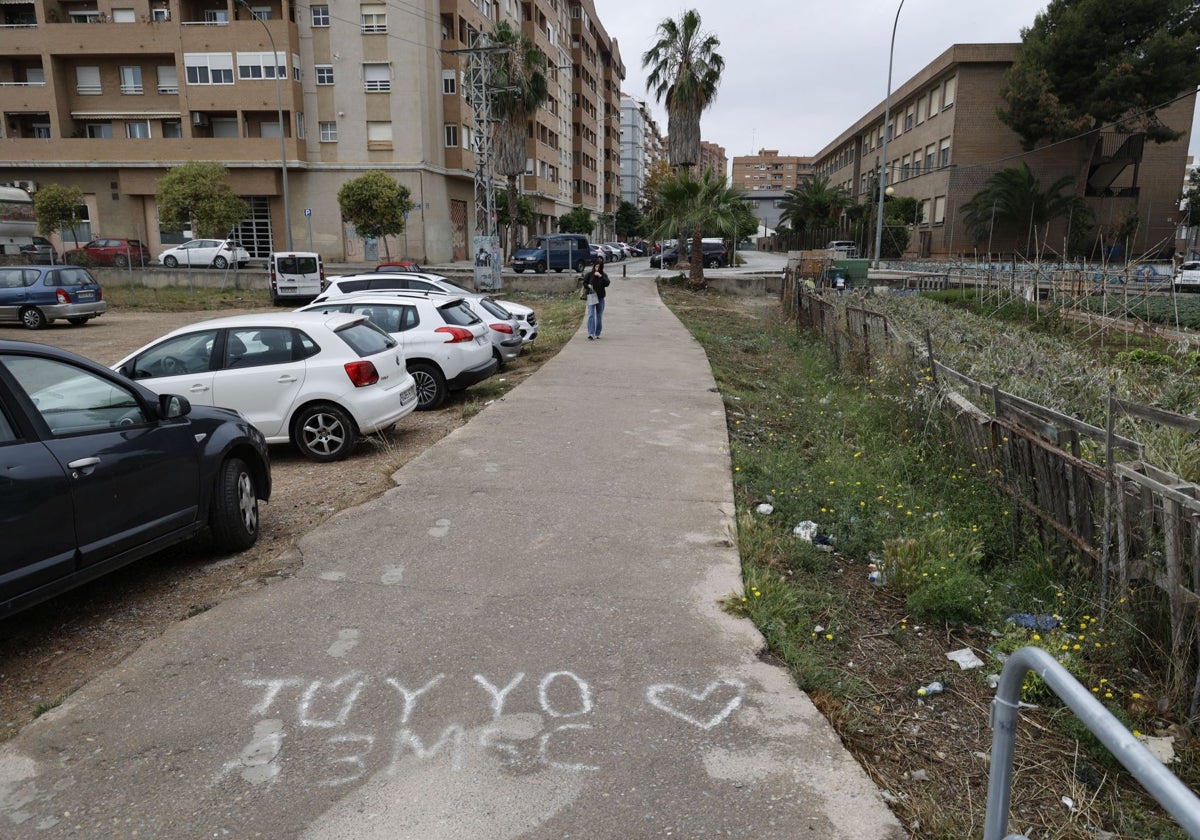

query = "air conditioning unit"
[{"left": 192, "top": 112, "right": 209, "bottom": 126}]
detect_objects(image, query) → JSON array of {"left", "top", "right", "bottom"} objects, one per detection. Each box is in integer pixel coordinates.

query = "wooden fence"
[{"left": 787, "top": 283, "right": 1200, "bottom": 712}]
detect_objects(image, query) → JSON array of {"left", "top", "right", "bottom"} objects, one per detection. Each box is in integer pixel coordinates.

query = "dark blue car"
[
  {"left": 0, "top": 340, "right": 272, "bottom": 619},
  {"left": 0, "top": 264, "right": 107, "bottom": 330}
]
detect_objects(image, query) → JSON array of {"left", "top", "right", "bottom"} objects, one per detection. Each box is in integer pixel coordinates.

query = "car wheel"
[
  {"left": 409, "top": 361, "right": 447, "bottom": 411},
  {"left": 293, "top": 403, "right": 357, "bottom": 462},
  {"left": 67, "top": 317, "right": 89, "bottom": 326},
  {"left": 209, "top": 457, "right": 259, "bottom": 551},
  {"left": 163, "top": 255, "right": 179, "bottom": 268},
  {"left": 19, "top": 307, "right": 46, "bottom": 330},
  {"left": 535, "top": 261, "right": 547, "bottom": 274},
  {"left": 513, "top": 267, "right": 524, "bottom": 274},
  {"left": 113, "top": 254, "right": 129, "bottom": 268},
  {"left": 213, "top": 256, "right": 229, "bottom": 269},
  {"left": 705, "top": 258, "right": 719, "bottom": 268}
]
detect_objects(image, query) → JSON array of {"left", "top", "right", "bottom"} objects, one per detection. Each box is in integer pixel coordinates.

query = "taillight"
[
  {"left": 344, "top": 360, "right": 380, "bottom": 387},
  {"left": 489, "top": 323, "right": 515, "bottom": 335},
  {"left": 55, "top": 288, "right": 70, "bottom": 304},
  {"left": 435, "top": 326, "right": 474, "bottom": 343},
  {"left": 96, "top": 287, "right": 103, "bottom": 300}
]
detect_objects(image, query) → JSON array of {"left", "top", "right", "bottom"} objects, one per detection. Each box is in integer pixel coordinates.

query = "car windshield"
[{"left": 335, "top": 320, "right": 397, "bottom": 357}]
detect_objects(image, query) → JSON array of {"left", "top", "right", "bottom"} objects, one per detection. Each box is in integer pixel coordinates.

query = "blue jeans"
[{"left": 587, "top": 298, "right": 605, "bottom": 337}]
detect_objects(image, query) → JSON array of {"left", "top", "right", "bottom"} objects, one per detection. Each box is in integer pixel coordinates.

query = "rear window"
[
  {"left": 277, "top": 256, "right": 319, "bottom": 274},
  {"left": 332, "top": 279, "right": 370, "bottom": 294},
  {"left": 437, "top": 300, "right": 481, "bottom": 327},
  {"left": 478, "top": 297, "right": 511, "bottom": 319},
  {"left": 335, "top": 320, "right": 398, "bottom": 357},
  {"left": 47, "top": 267, "right": 97, "bottom": 287}
]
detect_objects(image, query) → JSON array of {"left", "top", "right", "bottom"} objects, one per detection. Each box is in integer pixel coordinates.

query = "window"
[
  {"left": 69, "top": 10, "right": 101, "bottom": 22},
  {"left": 934, "top": 195, "right": 946, "bottom": 224},
  {"left": 249, "top": 5, "right": 270, "bottom": 19},
  {"left": 151, "top": 7, "right": 169, "bottom": 20},
  {"left": 111, "top": 7, "right": 135, "bottom": 22},
  {"left": 211, "top": 117, "right": 238, "bottom": 137},
  {"left": 75, "top": 66, "right": 101, "bottom": 95},
  {"left": 185, "top": 53, "right": 234, "bottom": 85},
  {"left": 917, "top": 96, "right": 927, "bottom": 124},
  {"left": 925, "top": 143, "right": 936, "bottom": 172},
  {"left": 939, "top": 138, "right": 951, "bottom": 168},
  {"left": 315, "top": 65, "right": 334, "bottom": 85},
  {"left": 203, "top": 8, "right": 228, "bottom": 23},
  {"left": 33, "top": 124, "right": 51, "bottom": 138},
  {"left": 929, "top": 87, "right": 940, "bottom": 114},
  {"left": 942, "top": 76, "right": 956, "bottom": 109},
  {"left": 444, "top": 123, "right": 458, "bottom": 148},
  {"left": 920, "top": 199, "right": 931, "bottom": 225},
  {"left": 237, "top": 51, "right": 285, "bottom": 80},
  {"left": 311, "top": 4, "right": 329, "bottom": 25},
  {"left": 157, "top": 65, "right": 178, "bottom": 94},
  {"left": 85, "top": 122, "right": 112, "bottom": 138},
  {"left": 126, "top": 120, "right": 150, "bottom": 139},
  {"left": 8, "top": 356, "right": 146, "bottom": 436},
  {"left": 360, "top": 4, "right": 386, "bottom": 33},
  {"left": 904, "top": 105, "right": 914, "bottom": 132},
  {"left": 296, "top": 112, "right": 304, "bottom": 139},
  {"left": 162, "top": 119, "right": 182, "bottom": 138},
  {"left": 366, "top": 121, "right": 392, "bottom": 150},
  {"left": 442, "top": 69, "right": 456, "bottom": 95},
  {"left": 293, "top": 54, "right": 301, "bottom": 82},
  {"left": 363, "top": 63, "right": 390, "bottom": 92},
  {"left": 319, "top": 121, "right": 337, "bottom": 142},
  {"left": 120, "top": 66, "right": 143, "bottom": 94},
  {"left": 901, "top": 154, "right": 911, "bottom": 180}
]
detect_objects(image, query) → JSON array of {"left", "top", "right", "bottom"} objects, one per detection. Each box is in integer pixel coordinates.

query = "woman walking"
[{"left": 581, "top": 257, "right": 610, "bottom": 340}]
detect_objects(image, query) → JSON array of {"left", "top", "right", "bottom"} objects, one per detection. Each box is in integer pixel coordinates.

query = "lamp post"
[
  {"left": 237, "top": 0, "right": 292, "bottom": 250},
  {"left": 872, "top": 0, "right": 905, "bottom": 269}
]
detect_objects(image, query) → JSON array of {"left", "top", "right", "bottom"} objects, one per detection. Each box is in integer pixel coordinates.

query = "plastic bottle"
[{"left": 917, "top": 681, "right": 944, "bottom": 697}]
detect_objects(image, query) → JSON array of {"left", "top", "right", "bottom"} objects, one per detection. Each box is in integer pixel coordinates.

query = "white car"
[
  {"left": 314, "top": 272, "right": 539, "bottom": 345},
  {"left": 299, "top": 291, "right": 498, "bottom": 410},
  {"left": 158, "top": 239, "right": 251, "bottom": 269},
  {"left": 113, "top": 311, "right": 418, "bottom": 461},
  {"left": 457, "top": 295, "right": 524, "bottom": 363},
  {"left": 1175, "top": 260, "right": 1200, "bottom": 292}
]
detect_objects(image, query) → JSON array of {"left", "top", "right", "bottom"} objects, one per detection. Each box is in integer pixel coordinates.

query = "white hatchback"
[
  {"left": 299, "top": 291, "right": 498, "bottom": 410},
  {"left": 158, "top": 239, "right": 251, "bottom": 269},
  {"left": 113, "top": 311, "right": 418, "bottom": 461}
]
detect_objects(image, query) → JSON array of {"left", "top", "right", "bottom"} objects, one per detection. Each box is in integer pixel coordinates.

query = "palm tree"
[
  {"left": 647, "top": 167, "right": 745, "bottom": 290},
  {"left": 489, "top": 21, "right": 549, "bottom": 258},
  {"left": 960, "top": 163, "right": 1087, "bottom": 257},
  {"left": 778, "top": 176, "right": 850, "bottom": 244},
  {"left": 641, "top": 10, "right": 724, "bottom": 173}
]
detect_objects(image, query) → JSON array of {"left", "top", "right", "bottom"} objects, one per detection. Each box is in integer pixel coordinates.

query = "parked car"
[
  {"left": 1174, "top": 260, "right": 1200, "bottom": 292},
  {"left": 158, "top": 239, "right": 251, "bottom": 270},
  {"left": 298, "top": 291, "right": 497, "bottom": 410},
  {"left": 456, "top": 294, "right": 524, "bottom": 364},
  {"left": 314, "top": 273, "right": 539, "bottom": 345},
  {"left": 599, "top": 244, "right": 623, "bottom": 261},
  {"left": 375, "top": 260, "right": 423, "bottom": 273},
  {"left": 0, "top": 339, "right": 271, "bottom": 618},
  {"left": 825, "top": 240, "right": 859, "bottom": 257},
  {"left": 113, "top": 311, "right": 418, "bottom": 461},
  {"left": 20, "top": 236, "right": 58, "bottom": 265},
  {"left": 63, "top": 238, "right": 149, "bottom": 268},
  {"left": 268, "top": 252, "right": 325, "bottom": 304},
  {"left": 0, "top": 264, "right": 107, "bottom": 330},
  {"left": 510, "top": 233, "right": 591, "bottom": 274},
  {"left": 649, "top": 240, "right": 730, "bottom": 269}
]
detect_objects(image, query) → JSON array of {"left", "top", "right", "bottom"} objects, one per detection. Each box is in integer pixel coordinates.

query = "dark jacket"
[{"left": 582, "top": 266, "right": 610, "bottom": 299}]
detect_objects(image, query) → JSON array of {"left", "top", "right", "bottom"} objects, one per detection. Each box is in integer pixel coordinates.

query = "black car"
[
  {"left": 649, "top": 241, "right": 730, "bottom": 269},
  {"left": 0, "top": 340, "right": 272, "bottom": 618}
]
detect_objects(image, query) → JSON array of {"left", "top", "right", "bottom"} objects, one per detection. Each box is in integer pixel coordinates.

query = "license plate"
[{"left": 77, "top": 291, "right": 94, "bottom": 301}]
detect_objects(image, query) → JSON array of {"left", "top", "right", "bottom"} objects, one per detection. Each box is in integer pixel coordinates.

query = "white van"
[
  {"left": 269, "top": 252, "right": 325, "bottom": 304},
  {"left": 826, "top": 240, "right": 859, "bottom": 257},
  {"left": 1174, "top": 260, "right": 1200, "bottom": 293}
]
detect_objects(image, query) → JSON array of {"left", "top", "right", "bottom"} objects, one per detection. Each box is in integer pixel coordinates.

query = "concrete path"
[{"left": 0, "top": 273, "right": 902, "bottom": 839}]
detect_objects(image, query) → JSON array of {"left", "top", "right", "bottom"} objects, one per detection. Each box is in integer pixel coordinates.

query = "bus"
[{"left": 0, "top": 186, "right": 36, "bottom": 255}]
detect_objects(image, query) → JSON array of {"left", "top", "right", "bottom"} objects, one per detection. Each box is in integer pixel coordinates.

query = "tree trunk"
[
  {"left": 506, "top": 173, "right": 519, "bottom": 262},
  {"left": 688, "top": 223, "right": 705, "bottom": 290}
]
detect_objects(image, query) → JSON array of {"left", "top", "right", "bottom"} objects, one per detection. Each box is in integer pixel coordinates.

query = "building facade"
[
  {"left": 812, "top": 43, "right": 1195, "bottom": 260},
  {"left": 0, "top": 0, "right": 624, "bottom": 262},
  {"left": 619, "top": 94, "right": 664, "bottom": 208},
  {"left": 697, "top": 139, "right": 726, "bottom": 180},
  {"left": 731, "top": 148, "right": 814, "bottom": 236}
]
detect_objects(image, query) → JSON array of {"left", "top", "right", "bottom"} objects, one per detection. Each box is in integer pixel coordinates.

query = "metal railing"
[{"left": 985, "top": 646, "right": 1200, "bottom": 840}]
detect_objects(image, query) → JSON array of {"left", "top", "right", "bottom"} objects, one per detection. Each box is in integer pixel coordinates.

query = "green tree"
[
  {"left": 1183, "top": 167, "right": 1200, "bottom": 227},
  {"left": 647, "top": 167, "right": 746, "bottom": 290},
  {"left": 615, "top": 201, "right": 645, "bottom": 240},
  {"left": 32, "top": 184, "right": 84, "bottom": 252},
  {"left": 558, "top": 205, "right": 595, "bottom": 235},
  {"left": 337, "top": 171, "right": 413, "bottom": 260},
  {"left": 998, "top": 0, "right": 1200, "bottom": 191},
  {"left": 778, "top": 176, "right": 850, "bottom": 234},
  {"left": 156, "top": 161, "right": 249, "bottom": 241},
  {"left": 642, "top": 9, "right": 724, "bottom": 172},
  {"left": 496, "top": 188, "right": 534, "bottom": 248},
  {"left": 959, "top": 163, "right": 1089, "bottom": 256},
  {"left": 640, "top": 159, "right": 675, "bottom": 220},
  {"left": 489, "top": 20, "right": 549, "bottom": 258}
]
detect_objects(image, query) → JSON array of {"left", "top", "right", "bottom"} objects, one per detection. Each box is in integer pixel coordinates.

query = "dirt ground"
[{"left": 0, "top": 311, "right": 501, "bottom": 738}]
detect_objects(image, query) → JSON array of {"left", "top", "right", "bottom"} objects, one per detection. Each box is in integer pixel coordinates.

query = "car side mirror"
[{"left": 159, "top": 393, "right": 191, "bottom": 420}]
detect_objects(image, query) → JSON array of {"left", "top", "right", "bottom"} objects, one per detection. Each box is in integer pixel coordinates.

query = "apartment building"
[
  {"left": 0, "top": 0, "right": 623, "bottom": 262},
  {"left": 812, "top": 43, "right": 1195, "bottom": 259},
  {"left": 697, "top": 139, "right": 725, "bottom": 179},
  {"left": 731, "top": 148, "right": 814, "bottom": 235},
  {"left": 619, "top": 94, "right": 664, "bottom": 207}
]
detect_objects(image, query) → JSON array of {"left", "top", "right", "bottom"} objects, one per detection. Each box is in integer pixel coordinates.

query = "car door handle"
[
  {"left": 276, "top": 375, "right": 298, "bottom": 383},
  {"left": 68, "top": 456, "right": 101, "bottom": 477},
  {"left": 189, "top": 384, "right": 210, "bottom": 393}
]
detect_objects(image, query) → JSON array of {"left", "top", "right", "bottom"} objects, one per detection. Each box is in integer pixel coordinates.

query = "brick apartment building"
[
  {"left": 0, "top": 0, "right": 623, "bottom": 262},
  {"left": 731, "top": 149, "right": 814, "bottom": 235},
  {"left": 812, "top": 43, "right": 1195, "bottom": 260}
]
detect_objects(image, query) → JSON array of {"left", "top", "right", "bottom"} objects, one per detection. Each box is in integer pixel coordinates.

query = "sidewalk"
[{"left": 0, "top": 276, "right": 902, "bottom": 839}]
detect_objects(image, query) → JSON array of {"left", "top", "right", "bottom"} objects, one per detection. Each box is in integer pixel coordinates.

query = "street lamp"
[
  {"left": 237, "top": 0, "right": 292, "bottom": 250},
  {"left": 872, "top": 0, "right": 905, "bottom": 269}
]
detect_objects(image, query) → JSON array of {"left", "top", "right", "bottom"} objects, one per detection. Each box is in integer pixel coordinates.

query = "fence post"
[{"left": 924, "top": 329, "right": 937, "bottom": 386}]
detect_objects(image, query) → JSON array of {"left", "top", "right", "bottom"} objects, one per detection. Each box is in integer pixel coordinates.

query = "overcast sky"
[{"left": 603, "top": 0, "right": 1200, "bottom": 167}]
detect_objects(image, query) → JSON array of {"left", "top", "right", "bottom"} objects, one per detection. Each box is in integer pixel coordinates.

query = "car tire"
[
  {"left": 163, "top": 255, "right": 179, "bottom": 268},
  {"left": 705, "top": 258, "right": 720, "bottom": 268},
  {"left": 513, "top": 267, "right": 524, "bottom": 274},
  {"left": 534, "top": 261, "right": 546, "bottom": 274},
  {"left": 409, "top": 361, "right": 447, "bottom": 411},
  {"left": 293, "top": 403, "right": 357, "bottom": 462},
  {"left": 67, "top": 317, "right": 90, "bottom": 326},
  {"left": 113, "top": 254, "right": 129, "bottom": 268},
  {"left": 19, "top": 307, "right": 46, "bottom": 330},
  {"left": 209, "top": 457, "right": 259, "bottom": 551},
  {"left": 213, "top": 256, "right": 229, "bottom": 269}
]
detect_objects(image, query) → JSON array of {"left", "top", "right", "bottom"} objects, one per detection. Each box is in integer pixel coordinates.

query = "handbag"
[{"left": 586, "top": 292, "right": 599, "bottom": 306}]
